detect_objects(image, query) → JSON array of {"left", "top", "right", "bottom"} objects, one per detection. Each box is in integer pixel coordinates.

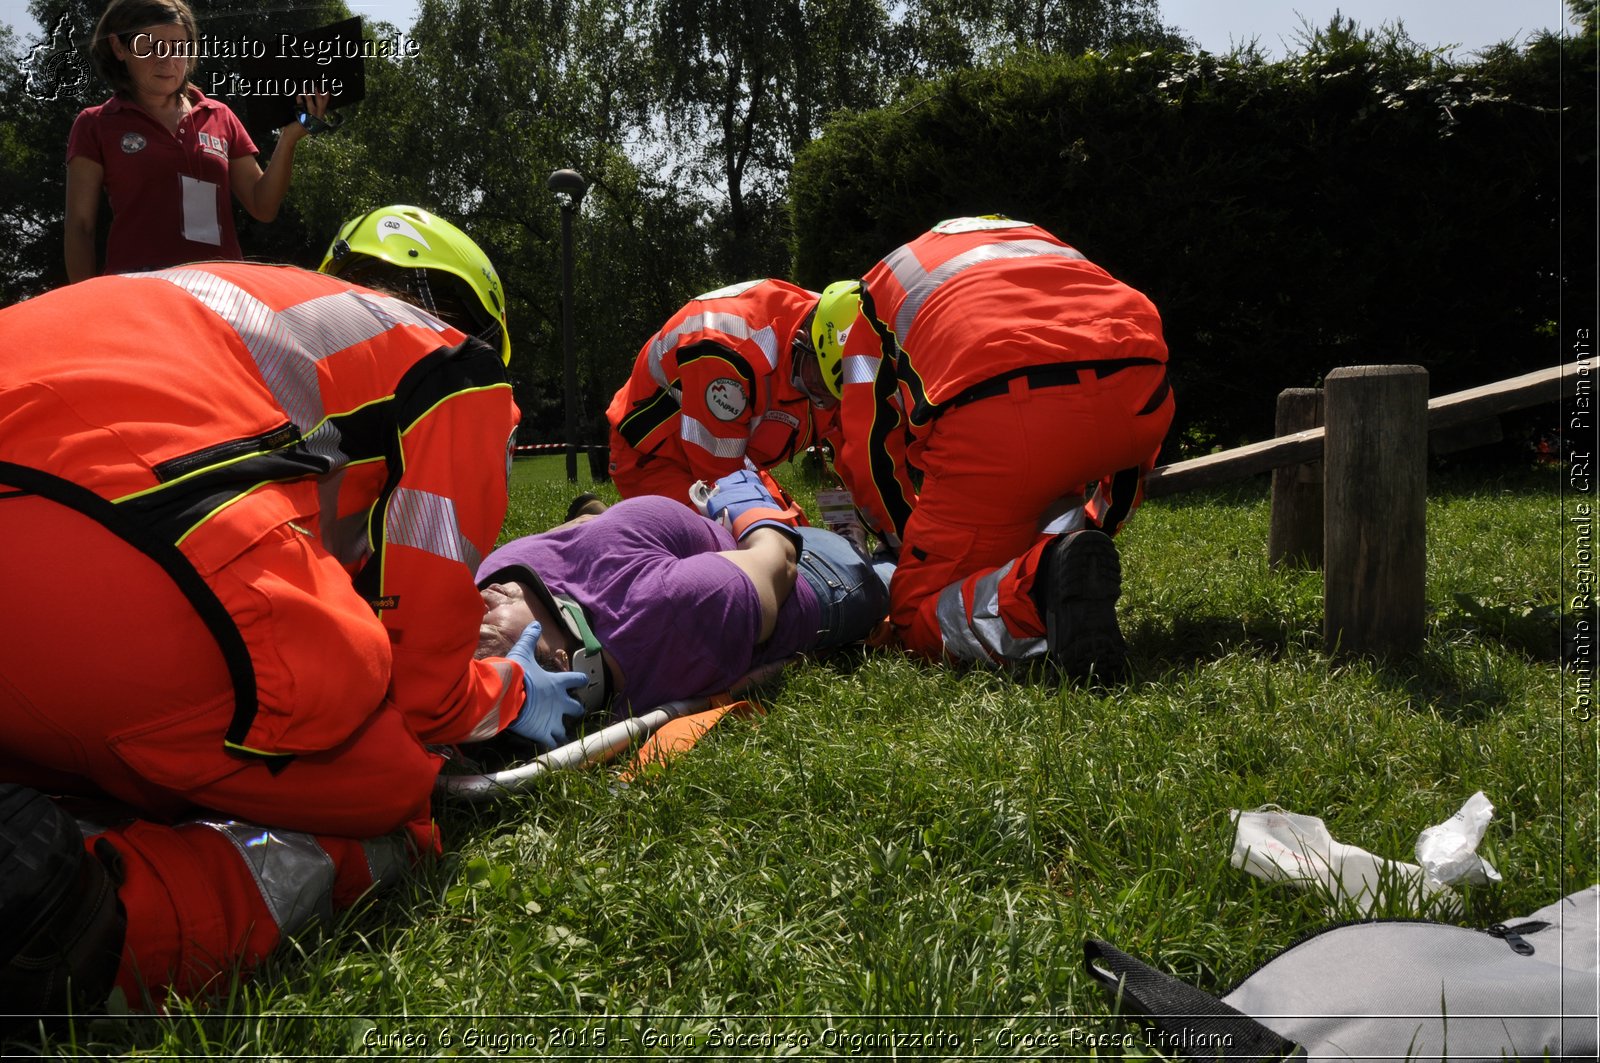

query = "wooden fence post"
[
  {"left": 1268, "top": 388, "right": 1325, "bottom": 568},
  {"left": 1323, "top": 365, "right": 1429, "bottom": 658}
]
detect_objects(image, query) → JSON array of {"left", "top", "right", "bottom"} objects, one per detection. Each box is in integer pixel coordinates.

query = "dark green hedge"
[{"left": 790, "top": 32, "right": 1595, "bottom": 451}]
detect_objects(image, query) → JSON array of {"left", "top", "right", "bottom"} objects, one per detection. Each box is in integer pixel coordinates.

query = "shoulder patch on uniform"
[
  {"left": 705, "top": 377, "right": 749, "bottom": 421},
  {"left": 120, "top": 132, "right": 146, "bottom": 153},
  {"left": 932, "top": 216, "right": 1032, "bottom": 234}
]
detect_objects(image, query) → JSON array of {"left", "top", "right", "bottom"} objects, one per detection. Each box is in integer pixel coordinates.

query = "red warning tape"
[{"left": 513, "top": 443, "right": 604, "bottom": 454}]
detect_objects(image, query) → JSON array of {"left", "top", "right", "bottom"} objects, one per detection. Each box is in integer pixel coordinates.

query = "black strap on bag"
[{"left": 1083, "top": 939, "right": 1304, "bottom": 1061}]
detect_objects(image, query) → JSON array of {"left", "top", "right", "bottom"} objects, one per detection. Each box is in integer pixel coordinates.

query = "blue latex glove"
[
  {"left": 696, "top": 470, "right": 801, "bottom": 545},
  {"left": 504, "top": 622, "right": 590, "bottom": 750}
]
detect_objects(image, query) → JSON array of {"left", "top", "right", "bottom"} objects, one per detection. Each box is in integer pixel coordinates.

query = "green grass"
[{"left": 16, "top": 462, "right": 1593, "bottom": 1059}]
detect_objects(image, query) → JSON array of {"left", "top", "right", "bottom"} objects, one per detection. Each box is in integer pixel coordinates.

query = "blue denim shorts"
[{"left": 795, "top": 526, "right": 891, "bottom": 650}]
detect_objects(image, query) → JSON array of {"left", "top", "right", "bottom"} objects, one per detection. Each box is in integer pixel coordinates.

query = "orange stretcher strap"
[{"left": 616, "top": 696, "right": 766, "bottom": 783}]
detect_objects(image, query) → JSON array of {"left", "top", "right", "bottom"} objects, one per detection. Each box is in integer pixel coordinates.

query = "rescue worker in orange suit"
[
  {"left": 605, "top": 278, "right": 839, "bottom": 508},
  {"left": 814, "top": 215, "right": 1175, "bottom": 678},
  {"left": 0, "top": 207, "right": 592, "bottom": 1020}
]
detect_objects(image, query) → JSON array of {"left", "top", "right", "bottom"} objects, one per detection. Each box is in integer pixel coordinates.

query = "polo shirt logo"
[
  {"left": 197, "top": 131, "right": 228, "bottom": 159},
  {"left": 120, "top": 132, "right": 146, "bottom": 153}
]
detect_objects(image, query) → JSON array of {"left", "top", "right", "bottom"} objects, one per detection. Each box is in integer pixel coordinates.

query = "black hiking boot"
[
  {"left": 1041, "top": 530, "right": 1127, "bottom": 682},
  {"left": 0, "top": 784, "right": 126, "bottom": 1033}
]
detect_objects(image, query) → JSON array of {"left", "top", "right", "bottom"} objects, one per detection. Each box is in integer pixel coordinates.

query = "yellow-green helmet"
[
  {"left": 319, "top": 205, "right": 511, "bottom": 364},
  {"left": 810, "top": 280, "right": 863, "bottom": 400}
]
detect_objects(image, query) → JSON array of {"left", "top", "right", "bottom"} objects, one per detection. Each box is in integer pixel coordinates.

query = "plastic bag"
[
  {"left": 1416, "top": 790, "right": 1502, "bottom": 889},
  {"left": 1230, "top": 806, "right": 1447, "bottom": 914}
]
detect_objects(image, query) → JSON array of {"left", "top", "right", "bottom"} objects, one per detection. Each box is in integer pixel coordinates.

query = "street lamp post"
[{"left": 547, "top": 168, "right": 588, "bottom": 482}]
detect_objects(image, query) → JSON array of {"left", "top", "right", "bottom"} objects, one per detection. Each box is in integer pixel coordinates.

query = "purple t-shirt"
[{"left": 476, "top": 495, "right": 820, "bottom": 713}]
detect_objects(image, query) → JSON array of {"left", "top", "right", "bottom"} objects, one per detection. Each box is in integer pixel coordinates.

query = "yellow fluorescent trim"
[
  {"left": 399, "top": 382, "right": 513, "bottom": 436},
  {"left": 113, "top": 450, "right": 275, "bottom": 504},
  {"left": 172, "top": 481, "right": 275, "bottom": 546},
  {"left": 223, "top": 739, "right": 284, "bottom": 757}
]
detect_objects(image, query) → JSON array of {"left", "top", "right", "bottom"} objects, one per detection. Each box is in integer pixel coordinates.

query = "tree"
[
  {"left": 287, "top": 0, "right": 716, "bottom": 441},
  {"left": 1, "top": 1, "right": 104, "bottom": 300},
  {"left": 647, "top": 0, "right": 895, "bottom": 279},
  {"left": 1570, "top": 0, "right": 1597, "bottom": 38}
]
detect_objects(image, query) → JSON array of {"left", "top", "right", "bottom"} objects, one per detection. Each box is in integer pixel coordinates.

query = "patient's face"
[
  {"left": 477, "top": 582, "right": 536, "bottom": 660},
  {"left": 477, "top": 581, "right": 569, "bottom": 670}
]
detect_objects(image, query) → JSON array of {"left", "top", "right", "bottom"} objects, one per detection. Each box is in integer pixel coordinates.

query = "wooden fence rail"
[{"left": 1144, "top": 359, "right": 1596, "bottom": 500}]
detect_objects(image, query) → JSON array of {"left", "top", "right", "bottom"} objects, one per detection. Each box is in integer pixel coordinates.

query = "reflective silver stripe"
[
  {"left": 645, "top": 332, "right": 677, "bottom": 387},
  {"left": 970, "top": 562, "right": 1047, "bottom": 660},
  {"left": 647, "top": 311, "right": 777, "bottom": 387},
  {"left": 201, "top": 821, "right": 334, "bottom": 936},
  {"left": 935, "top": 581, "right": 987, "bottom": 662},
  {"left": 747, "top": 324, "right": 780, "bottom": 370},
  {"left": 679, "top": 415, "right": 749, "bottom": 459},
  {"left": 326, "top": 501, "right": 373, "bottom": 569},
  {"left": 145, "top": 270, "right": 445, "bottom": 433},
  {"left": 300, "top": 420, "right": 348, "bottom": 470},
  {"left": 841, "top": 353, "right": 880, "bottom": 386},
  {"left": 935, "top": 563, "right": 1047, "bottom": 664},
  {"left": 362, "top": 833, "right": 410, "bottom": 890},
  {"left": 931, "top": 216, "right": 1033, "bottom": 235},
  {"left": 146, "top": 268, "right": 325, "bottom": 430},
  {"left": 885, "top": 238, "right": 1087, "bottom": 340},
  {"left": 345, "top": 289, "right": 451, "bottom": 337},
  {"left": 693, "top": 279, "right": 764, "bottom": 300},
  {"left": 1038, "top": 500, "right": 1091, "bottom": 537},
  {"left": 279, "top": 291, "right": 431, "bottom": 364},
  {"left": 385, "top": 487, "right": 481, "bottom": 571},
  {"left": 469, "top": 659, "right": 520, "bottom": 741}
]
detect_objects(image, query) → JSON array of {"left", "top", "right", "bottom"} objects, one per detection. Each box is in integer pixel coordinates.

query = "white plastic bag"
[
  {"left": 1416, "top": 790, "right": 1502, "bottom": 889},
  {"left": 1230, "top": 806, "right": 1447, "bottom": 914}
]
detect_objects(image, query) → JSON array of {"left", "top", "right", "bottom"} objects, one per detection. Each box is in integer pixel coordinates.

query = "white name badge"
[{"left": 180, "top": 175, "right": 222, "bottom": 245}]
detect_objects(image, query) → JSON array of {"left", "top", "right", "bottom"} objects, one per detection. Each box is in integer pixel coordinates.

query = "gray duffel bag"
[{"left": 1085, "top": 886, "right": 1599, "bottom": 1061}]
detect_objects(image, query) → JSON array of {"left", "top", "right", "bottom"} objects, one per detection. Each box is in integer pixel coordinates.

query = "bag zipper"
[
  {"left": 1223, "top": 916, "right": 1552, "bottom": 993},
  {"left": 1486, "top": 920, "right": 1550, "bottom": 956}
]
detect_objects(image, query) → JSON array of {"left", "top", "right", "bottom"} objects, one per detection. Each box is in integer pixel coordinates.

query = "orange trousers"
[
  {"left": 0, "top": 485, "right": 440, "bottom": 1002},
  {"left": 893, "top": 365, "right": 1174, "bottom": 664}
]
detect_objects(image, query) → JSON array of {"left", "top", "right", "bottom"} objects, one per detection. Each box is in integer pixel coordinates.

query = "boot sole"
[
  {"left": 1045, "top": 531, "right": 1127, "bottom": 681},
  {"left": 0, "top": 785, "right": 84, "bottom": 964}
]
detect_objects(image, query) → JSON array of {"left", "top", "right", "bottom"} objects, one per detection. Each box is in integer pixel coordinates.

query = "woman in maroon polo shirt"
[{"left": 63, "top": 0, "right": 327, "bottom": 281}]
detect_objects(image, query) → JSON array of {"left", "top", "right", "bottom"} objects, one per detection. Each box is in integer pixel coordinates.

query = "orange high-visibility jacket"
[
  {"left": 0, "top": 263, "right": 524, "bottom": 756},
  {"left": 834, "top": 217, "right": 1170, "bottom": 540},
  {"left": 605, "top": 279, "right": 835, "bottom": 492}
]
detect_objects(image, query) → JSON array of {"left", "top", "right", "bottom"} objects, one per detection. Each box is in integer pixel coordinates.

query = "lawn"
[{"left": 18, "top": 459, "right": 1592, "bottom": 1059}]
